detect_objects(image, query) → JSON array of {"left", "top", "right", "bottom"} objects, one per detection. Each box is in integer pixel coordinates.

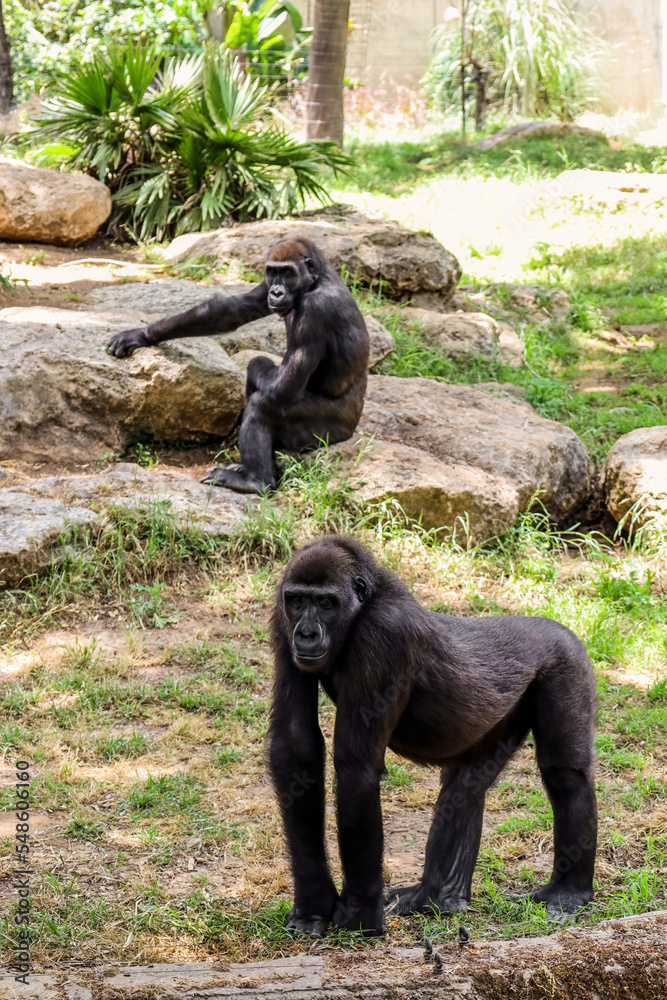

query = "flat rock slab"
[
  {"left": 0, "top": 305, "right": 245, "bottom": 463},
  {"left": 603, "top": 425, "right": 667, "bottom": 527},
  {"left": 162, "top": 205, "right": 462, "bottom": 299},
  {"left": 332, "top": 376, "right": 589, "bottom": 541},
  {"left": 453, "top": 284, "right": 571, "bottom": 326},
  {"left": 555, "top": 168, "right": 667, "bottom": 207},
  {"left": 0, "top": 464, "right": 255, "bottom": 586},
  {"left": 0, "top": 911, "right": 664, "bottom": 999}
]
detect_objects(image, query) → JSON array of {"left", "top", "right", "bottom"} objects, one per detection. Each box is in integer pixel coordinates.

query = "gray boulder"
[
  {"left": 0, "top": 305, "right": 246, "bottom": 463},
  {"left": 222, "top": 313, "right": 394, "bottom": 369},
  {"left": 0, "top": 159, "right": 111, "bottom": 246},
  {"left": 162, "top": 205, "right": 462, "bottom": 299},
  {"left": 330, "top": 375, "right": 589, "bottom": 541},
  {"left": 603, "top": 426, "right": 667, "bottom": 528},
  {"left": 0, "top": 492, "right": 99, "bottom": 586},
  {"left": 397, "top": 308, "right": 523, "bottom": 366}
]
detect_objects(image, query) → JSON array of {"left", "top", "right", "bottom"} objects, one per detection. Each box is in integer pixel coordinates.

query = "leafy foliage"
[
  {"left": 6, "top": 0, "right": 310, "bottom": 102},
  {"left": 424, "top": 0, "right": 603, "bottom": 122},
  {"left": 222, "top": 0, "right": 310, "bottom": 87},
  {"left": 29, "top": 41, "right": 348, "bottom": 241},
  {"left": 5, "top": 0, "right": 211, "bottom": 102}
]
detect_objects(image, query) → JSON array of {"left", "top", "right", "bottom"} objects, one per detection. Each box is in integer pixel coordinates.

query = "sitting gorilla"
[
  {"left": 107, "top": 239, "right": 370, "bottom": 494},
  {"left": 269, "top": 536, "right": 597, "bottom": 937}
]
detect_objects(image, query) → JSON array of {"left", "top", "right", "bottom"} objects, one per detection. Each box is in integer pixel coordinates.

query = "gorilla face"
[
  {"left": 265, "top": 258, "right": 316, "bottom": 316},
  {"left": 283, "top": 576, "right": 368, "bottom": 672}
]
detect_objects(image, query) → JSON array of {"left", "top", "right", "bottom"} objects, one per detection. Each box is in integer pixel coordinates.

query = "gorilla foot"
[
  {"left": 286, "top": 908, "right": 329, "bottom": 938},
  {"left": 201, "top": 464, "right": 271, "bottom": 495},
  {"left": 385, "top": 883, "right": 468, "bottom": 916},
  {"left": 333, "top": 893, "right": 385, "bottom": 936},
  {"left": 518, "top": 883, "right": 593, "bottom": 921}
]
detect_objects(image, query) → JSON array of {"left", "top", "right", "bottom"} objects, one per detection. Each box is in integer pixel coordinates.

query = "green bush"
[
  {"left": 29, "top": 41, "right": 348, "bottom": 241},
  {"left": 424, "top": 0, "right": 603, "bottom": 123},
  {"left": 5, "top": 0, "right": 210, "bottom": 102}
]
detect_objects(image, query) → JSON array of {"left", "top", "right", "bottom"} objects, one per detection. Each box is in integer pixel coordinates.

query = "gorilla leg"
[
  {"left": 387, "top": 718, "right": 528, "bottom": 915},
  {"left": 203, "top": 387, "right": 361, "bottom": 494},
  {"left": 528, "top": 662, "right": 597, "bottom": 919},
  {"left": 529, "top": 765, "right": 596, "bottom": 919},
  {"left": 202, "top": 393, "right": 276, "bottom": 494}
]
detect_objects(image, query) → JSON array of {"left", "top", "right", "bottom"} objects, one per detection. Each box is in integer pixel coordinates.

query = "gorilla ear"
[
  {"left": 353, "top": 576, "right": 368, "bottom": 602},
  {"left": 304, "top": 257, "right": 317, "bottom": 275}
]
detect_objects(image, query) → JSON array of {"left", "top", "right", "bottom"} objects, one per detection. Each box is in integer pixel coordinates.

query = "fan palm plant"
[{"left": 31, "top": 40, "right": 348, "bottom": 241}]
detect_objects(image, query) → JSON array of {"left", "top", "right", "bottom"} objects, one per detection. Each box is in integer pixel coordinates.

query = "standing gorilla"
[
  {"left": 107, "top": 239, "right": 369, "bottom": 494},
  {"left": 269, "top": 536, "right": 597, "bottom": 937}
]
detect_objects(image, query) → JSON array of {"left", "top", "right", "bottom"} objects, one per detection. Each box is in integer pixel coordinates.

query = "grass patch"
[{"left": 332, "top": 131, "right": 667, "bottom": 196}]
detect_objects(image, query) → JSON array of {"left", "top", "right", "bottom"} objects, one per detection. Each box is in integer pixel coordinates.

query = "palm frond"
[{"left": 27, "top": 39, "right": 348, "bottom": 241}]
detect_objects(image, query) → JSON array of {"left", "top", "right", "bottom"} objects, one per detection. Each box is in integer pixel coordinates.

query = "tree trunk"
[
  {"left": 472, "top": 61, "right": 490, "bottom": 132},
  {"left": 0, "top": 0, "right": 12, "bottom": 115},
  {"left": 305, "top": 0, "right": 349, "bottom": 146}
]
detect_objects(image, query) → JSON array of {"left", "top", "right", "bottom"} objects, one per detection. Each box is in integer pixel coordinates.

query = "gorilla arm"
[
  {"left": 107, "top": 282, "right": 271, "bottom": 358},
  {"left": 267, "top": 645, "right": 339, "bottom": 938},
  {"left": 247, "top": 343, "right": 323, "bottom": 406}
]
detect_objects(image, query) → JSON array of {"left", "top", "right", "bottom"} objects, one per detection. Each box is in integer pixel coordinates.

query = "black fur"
[
  {"left": 107, "top": 238, "right": 370, "bottom": 493},
  {"left": 269, "top": 536, "right": 597, "bottom": 937}
]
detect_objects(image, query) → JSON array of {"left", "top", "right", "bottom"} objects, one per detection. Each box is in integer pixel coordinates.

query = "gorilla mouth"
[
  {"left": 293, "top": 648, "right": 329, "bottom": 669},
  {"left": 268, "top": 302, "right": 292, "bottom": 316}
]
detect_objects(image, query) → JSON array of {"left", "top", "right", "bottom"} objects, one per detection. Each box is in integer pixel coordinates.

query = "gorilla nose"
[{"left": 294, "top": 621, "right": 325, "bottom": 656}]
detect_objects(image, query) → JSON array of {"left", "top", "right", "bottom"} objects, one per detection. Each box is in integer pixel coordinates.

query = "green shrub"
[
  {"left": 29, "top": 41, "right": 348, "bottom": 241},
  {"left": 424, "top": 0, "right": 602, "bottom": 123}
]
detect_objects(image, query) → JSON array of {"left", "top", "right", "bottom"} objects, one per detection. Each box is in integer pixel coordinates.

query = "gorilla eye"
[{"left": 317, "top": 595, "right": 336, "bottom": 610}]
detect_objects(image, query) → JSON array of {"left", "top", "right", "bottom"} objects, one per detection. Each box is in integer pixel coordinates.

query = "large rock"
[
  {"left": 0, "top": 305, "right": 245, "bottom": 463},
  {"left": 396, "top": 308, "right": 523, "bottom": 366},
  {"left": 0, "top": 159, "right": 111, "bottom": 246},
  {"left": 222, "top": 314, "right": 394, "bottom": 368},
  {"left": 1, "top": 463, "right": 255, "bottom": 586},
  {"left": 451, "top": 284, "right": 571, "bottom": 326},
  {"left": 162, "top": 205, "right": 462, "bottom": 299},
  {"left": 0, "top": 492, "right": 99, "bottom": 586},
  {"left": 603, "top": 426, "right": 667, "bottom": 527},
  {"left": 332, "top": 438, "right": 517, "bottom": 541},
  {"left": 331, "top": 376, "right": 589, "bottom": 541}
]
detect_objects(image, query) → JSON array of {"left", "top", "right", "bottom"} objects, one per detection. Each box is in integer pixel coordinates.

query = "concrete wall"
[
  {"left": 578, "top": 0, "right": 662, "bottom": 113},
  {"left": 295, "top": 0, "right": 448, "bottom": 87},
  {"left": 294, "top": 0, "right": 667, "bottom": 112}
]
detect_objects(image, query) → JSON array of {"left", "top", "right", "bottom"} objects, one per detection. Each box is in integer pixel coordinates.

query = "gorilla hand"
[{"left": 107, "top": 328, "right": 152, "bottom": 358}]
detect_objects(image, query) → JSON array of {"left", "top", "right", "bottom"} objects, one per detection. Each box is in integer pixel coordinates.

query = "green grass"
[
  {"left": 332, "top": 132, "right": 667, "bottom": 196},
  {"left": 527, "top": 234, "right": 667, "bottom": 326}
]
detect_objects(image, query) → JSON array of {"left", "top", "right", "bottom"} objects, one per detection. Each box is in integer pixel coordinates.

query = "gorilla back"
[{"left": 269, "top": 536, "right": 597, "bottom": 937}]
